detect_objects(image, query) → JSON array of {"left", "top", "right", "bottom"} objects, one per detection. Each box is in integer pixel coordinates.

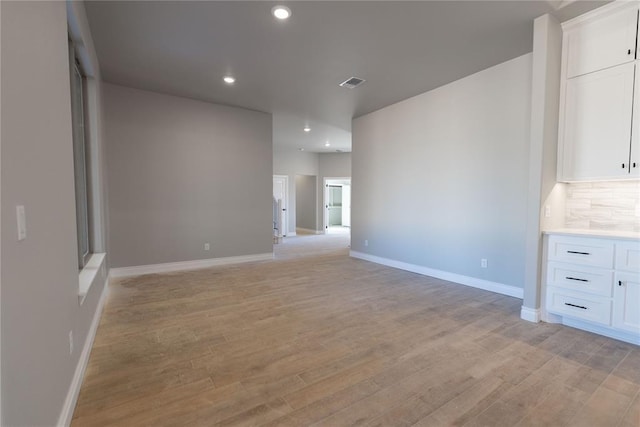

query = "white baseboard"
[
  {"left": 349, "top": 251, "right": 524, "bottom": 299},
  {"left": 520, "top": 306, "right": 541, "bottom": 323},
  {"left": 562, "top": 317, "right": 640, "bottom": 346},
  {"left": 57, "top": 279, "right": 109, "bottom": 427},
  {"left": 296, "top": 228, "right": 324, "bottom": 235},
  {"left": 286, "top": 231, "right": 297, "bottom": 237},
  {"left": 109, "top": 252, "right": 274, "bottom": 279}
]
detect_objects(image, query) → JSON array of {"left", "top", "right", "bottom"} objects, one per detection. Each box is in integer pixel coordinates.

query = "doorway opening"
[
  {"left": 273, "top": 175, "right": 288, "bottom": 240},
  {"left": 324, "top": 177, "right": 351, "bottom": 235}
]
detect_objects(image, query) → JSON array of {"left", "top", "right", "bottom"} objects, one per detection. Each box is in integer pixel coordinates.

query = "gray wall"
[
  {"left": 295, "top": 175, "right": 317, "bottom": 230},
  {"left": 352, "top": 54, "right": 532, "bottom": 288},
  {"left": 1, "top": 1, "right": 108, "bottom": 425},
  {"left": 273, "top": 148, "right": 319, "bottom": 233},
  {"left": 104, "top": 83, "right": 273, "bottom": 268}
]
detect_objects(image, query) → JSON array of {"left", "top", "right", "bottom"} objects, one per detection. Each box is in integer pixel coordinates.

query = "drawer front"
[
  {"left": 547, "top": 287, "right": 612, "bottom": 326},
  {"left": 547, "top": 261, "right": 614, "bottom": 297},
  {"left": 615, "top": 241, "right": 640, "bottom": 272},
  {"left": 548, "top": 235, "right": 614, "bottom": 268}
]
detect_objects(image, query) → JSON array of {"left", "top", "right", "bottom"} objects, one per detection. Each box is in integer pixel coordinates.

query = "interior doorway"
[
  {"left": 324, "top": 177, "right": 351, "bottom": 234},
  {"left": 273, "top": 175, "right": 288, "bottom": 238}
]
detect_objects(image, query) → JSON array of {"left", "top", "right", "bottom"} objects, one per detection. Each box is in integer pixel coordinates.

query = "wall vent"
[{"left": 339, "top": 77, "right": 366, "bottom": 89}]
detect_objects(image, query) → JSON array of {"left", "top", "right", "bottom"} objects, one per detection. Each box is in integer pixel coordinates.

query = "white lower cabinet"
[
  {"left": 544, "top": 233, "right": 640, "bottom": 344},
  {"left": 613, "top": 271, "right": 640, "bottom": 334}
]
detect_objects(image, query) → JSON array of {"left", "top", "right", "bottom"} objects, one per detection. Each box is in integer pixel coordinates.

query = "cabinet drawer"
[
  {"left": 547, "top": 261, "right": 613, "bottom": 296},
  {"left": 547, "top": 287, "right": 612, "bottom": 325},
  {"left": 548, "top": 235, "right": 614, "bottom": 268},
  {"left": 615, "top": 241, "right": 640, "bottom": 272}
]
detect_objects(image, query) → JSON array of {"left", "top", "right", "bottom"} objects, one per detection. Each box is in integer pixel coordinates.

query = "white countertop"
[{"left": 543, "top": 228, "right": 640, "bottom": 241}]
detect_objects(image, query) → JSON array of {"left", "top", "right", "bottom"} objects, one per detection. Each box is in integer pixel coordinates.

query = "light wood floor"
[{"left": 72, "top": 234, "right": 640, "bottom": 426}]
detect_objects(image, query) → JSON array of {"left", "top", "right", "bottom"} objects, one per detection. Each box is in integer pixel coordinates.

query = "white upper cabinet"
[
  {"left": 632, "top": 63, "right": 640, "bottom": 178},
  {"left": 560, "top": 62, "right": 635, "bottom": 181},
  {"left": 558, "top": 2, "right": 640, "bottom": 182},
  {"left": 565, "top": 6, "right": 638, "bottom": 78}
]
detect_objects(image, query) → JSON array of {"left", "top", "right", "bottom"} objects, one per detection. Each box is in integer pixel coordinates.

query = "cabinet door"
[
  {"left": 613, "top": 272, "right": 640, "bottom": 334},
  {"left": 631, "top": 64, "right": 640, "bottom": 178},
  {"left": 560, "top": 63, "right": 635, "bottom": 181},
  {"left": 566, "top": 6, "right": 638, "bottom": 78}
]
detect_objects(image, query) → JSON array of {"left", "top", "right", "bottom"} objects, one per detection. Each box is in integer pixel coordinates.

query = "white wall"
[
  {"left": 523, "top": 14, "right": 563, "bottom": 313},
  {"left": 352, "top": 54, "right": 532, "bottom": 289},
  {"left": 1, "top": 2, "right": 108, "bottom": 425},
  {"left": 104, "top": 83, "right": 273, "bottom": 268}
]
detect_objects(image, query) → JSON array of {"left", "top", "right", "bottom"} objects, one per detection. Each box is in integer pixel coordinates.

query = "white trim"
[
  {"left": 350, "top": 251, "right": 524, "bottom": 299},
  {"left": 562, "top": 317, "right": 640, "bottom": 345},
  {"left": 57, "top": 280, "right": 109, "bottom": 427},
  {"left": 286, "top": 231, "right": 297, "bottom": 237},
  {"left": 78, "top": 252, "right": 106, "bottom": 305},
  {"left": 296, "top": 227, "right": 324, "bottom": 235},
  {"left": 273, "top": 175, "right": 289, "bottom": 237},
  {"left": 323, "top": 177, "right": 351, "bottom": 232},
  {"left": 109, "top": 253, "right": 274, "bottom": 279},
  {"left": 520, "top": 306, "right": 541, "bottom": 323},
  {"left": 562, "top": 0, "right": 638, "bottom": 30}
]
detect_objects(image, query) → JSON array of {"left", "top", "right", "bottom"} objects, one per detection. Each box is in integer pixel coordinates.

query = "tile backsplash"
[{"left": 565, "top": 181, "right": 640, "bottom": 232}]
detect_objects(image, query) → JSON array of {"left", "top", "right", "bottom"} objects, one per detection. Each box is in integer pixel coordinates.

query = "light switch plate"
[{"left": 17, "top": 205, "right": 26, "bottom": 241}]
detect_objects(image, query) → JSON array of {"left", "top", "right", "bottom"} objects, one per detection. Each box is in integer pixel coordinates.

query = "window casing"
[{"left": 69, "top": 40, "right": 91, "bottom": 269}]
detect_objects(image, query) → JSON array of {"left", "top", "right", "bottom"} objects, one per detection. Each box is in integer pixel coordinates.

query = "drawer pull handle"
[
  {"left": 619, "top": 280, "right": 624, "bottom": 287},
  {"left": 566, "top": 276, "right": 589, "bottom": 282},
  {"left": 565, "top": 303, "right": 588, "bottom": 310},
  {"left": 567, "top": 251, "right": 590, "bottom": 256}
]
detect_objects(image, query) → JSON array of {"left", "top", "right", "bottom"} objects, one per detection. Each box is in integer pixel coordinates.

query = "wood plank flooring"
[{"left": 72, "top": 234, "right": 640, "bottom": 426}]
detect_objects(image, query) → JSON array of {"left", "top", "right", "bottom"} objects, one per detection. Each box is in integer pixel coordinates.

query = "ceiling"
[{"left": 85, "top": 1, "right": 608, "bottom": 153}]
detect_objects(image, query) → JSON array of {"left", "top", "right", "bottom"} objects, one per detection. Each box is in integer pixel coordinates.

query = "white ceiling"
[{"left": 85, "top": 1, "right": 608, "bottom": 153}]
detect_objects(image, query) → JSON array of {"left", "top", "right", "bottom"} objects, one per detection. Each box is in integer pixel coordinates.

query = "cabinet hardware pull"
[
  {"left": 566, "top": 276, "right": 589, "bottom": 282},
  {"left": 618, "top": 280, "right": 624, "bottom": 287},
  {"left": 565, "top": 303, "right": 588, "bottom": 310},
  {"left": 629, "top": 49, "right": 632, "bottom": 55},
  {"left": 622, "top": 163, "right": 626, "bottom": 169},
  {"left": 633, "top": 163, "right": 637, "bottom": 168},
  {"left": 567, "top": 250, "right": 590, "bottom": 255}
]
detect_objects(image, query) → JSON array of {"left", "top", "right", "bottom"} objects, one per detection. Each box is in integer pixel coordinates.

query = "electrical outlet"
[
  {"left": 481, "top": 259, "right": 488, "bottom": 268},
  {"left": 544, "top": 205, "right": 551, "bottom": 218},
  {"left": 204, "top": 243, "right": 210, "bottom": 251},
  {"left": 69, "top": 331, "right": 74, "bottom": 355},
  {"left": 364, "top": 239, "right": 368, "bottom": 247}
]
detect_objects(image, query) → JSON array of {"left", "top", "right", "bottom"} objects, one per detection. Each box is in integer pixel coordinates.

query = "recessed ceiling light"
[
  {"left": 324, "top": 142, "right": 330, "bottom": 147},
  {"left": 272, "top": 5, "right": 291, "bottom": 20},
  {"left": 223, "top": 76, "right": 235, "bottom": 84},
  {"left": 298, "top": 148, "right": 305, "bottom": 151},
  {"left": 303, "top": 126, "right": 311, "bottom": 132}
]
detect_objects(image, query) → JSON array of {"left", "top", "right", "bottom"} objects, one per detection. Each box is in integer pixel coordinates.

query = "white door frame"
[
  {"left": 323, "top": 177, "right": 351, "bottom": 232},
  {"left": 273, "top": 175, "right": 289, "bottom": 237}
]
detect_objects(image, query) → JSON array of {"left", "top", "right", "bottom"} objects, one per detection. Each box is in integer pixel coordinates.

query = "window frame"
[{"left": 68, "top": 39, "right": 91, "bottom": 269}]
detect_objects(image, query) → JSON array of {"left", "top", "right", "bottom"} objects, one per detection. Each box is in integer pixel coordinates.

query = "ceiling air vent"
[{"left": 339, "top": 76, "right": 366, "bottom": 89}]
